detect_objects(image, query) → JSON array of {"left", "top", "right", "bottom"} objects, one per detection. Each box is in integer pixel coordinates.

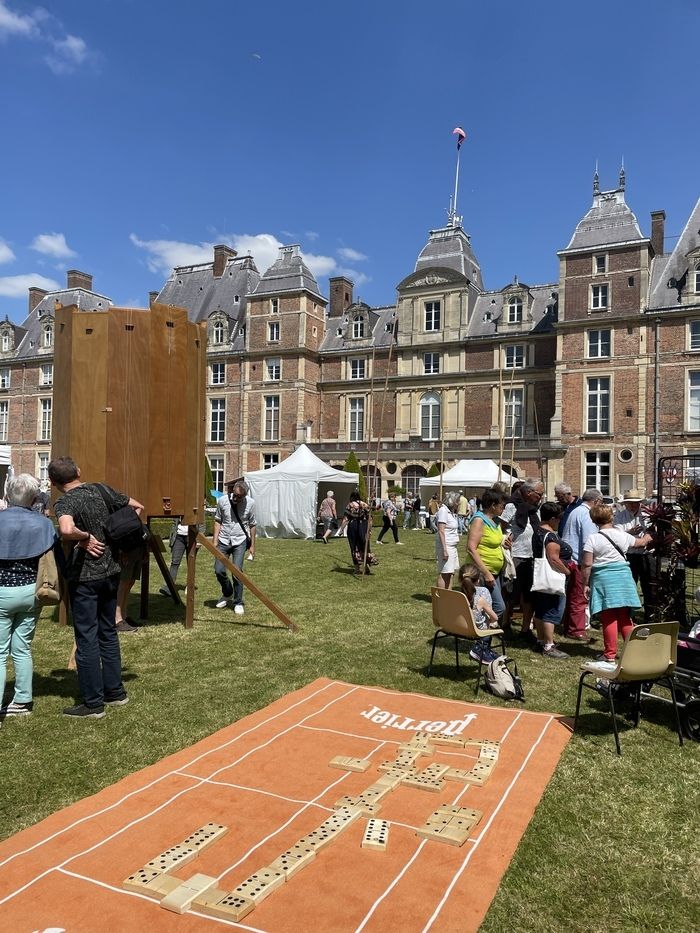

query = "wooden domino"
[
  {"left": 376, "top": 769, "right": 408, "bottom": 789},
  {"left": 417, "top": 805, "right": 482, "bottom": 847},
  {"left": 479, "top": 745, "right": 499, "bottom": 761},
  {"left": 358, "top": 782, "right": 393, "bottom": 803},
  {"left": 430, "top": 733, "right": 467, "bottom": 747},
  {"left": 144, "top": 844, "right": 197, "bottom": 874},
  {"left": 233, "top": 867, "right": 285, "bottom": 904},
  {"left": 180, "top": 823, "right": 228, "bottom": 852},
  {"left": 444, "top": 767, "right": 473, "bottom": 782},
  {"left": 160, "top": 873, "right": 218, "bottom": 914},
  {"left": 123, "top": 868, "right": 183, "bottom": 899},
  {"left": 378, "top": 758, "right": 417, "bottom": 774},
  {"left": 362, "top": 819, "right": 389, "bottom": 851},
  {"left": 462, "top": 760, "right": 495, "bottom": 785},
  {"left": 402, "top": 772, "right": 445, "bottom": 792},
  {"left": 420, "top": 763, "right": 450, "bottom": 781},
  {"left": 270, "top": 845, "right": 316, "bottom": 880},
  {"left": 329, "top": 755, "right": 371, "bottom": 772},
  {"left": 194, "top": 891, "right": 255, "bottom": 922},
  {"left": 463, "top": 738, "right": 500, "bottom": 750},
  {"left": 398, "top": 740, "right": 433, "bottom": 755},
  {"left": 417, "top": 820, "right": 470, "bottom": 846}
]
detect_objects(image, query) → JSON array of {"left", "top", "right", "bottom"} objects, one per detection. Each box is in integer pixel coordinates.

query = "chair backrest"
[
  {"left": 431, "top": 587, "right": 478, "bottom": 638},
  {"left": 616, "top": 621, "right": 679, "bottom": 682}
]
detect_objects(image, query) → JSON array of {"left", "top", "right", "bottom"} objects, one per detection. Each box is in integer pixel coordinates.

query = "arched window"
[
  {"left": 420, "top": 392, "right": 441, "bottom": 440},
  {"left": 42, "top": 322, "right": 53, "bottom": 348},
  {"left": 211, "top": 319, "right": 225, "bottom": 344},
  {"left": 695, "top": 261, "right": 700, "bottom": 294},
  {"left": 0, "top": 332, "right": 9, "bottom": 352},
  {"left": 352, "top": 315, "right": 365, "bottom": 339},
  {"left": 401, "top": 465, "right": 427, "bottom": 499},
  {"left": 508, "top": 296, "right": 523, "bottom": 323}
]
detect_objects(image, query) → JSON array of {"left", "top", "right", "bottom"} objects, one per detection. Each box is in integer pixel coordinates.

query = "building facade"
[{"left": 3, "top": 176, "right": 700, "bottom": 500}]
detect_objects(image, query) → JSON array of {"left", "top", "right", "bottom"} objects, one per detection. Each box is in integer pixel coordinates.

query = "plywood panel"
[{"left": 183, "top": 321, "right": 206, "bottom": 525}]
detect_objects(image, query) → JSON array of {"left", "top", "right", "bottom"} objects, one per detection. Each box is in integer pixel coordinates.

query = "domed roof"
[{"left": 415, "top": 223, "right": 483, "bottom": 290}]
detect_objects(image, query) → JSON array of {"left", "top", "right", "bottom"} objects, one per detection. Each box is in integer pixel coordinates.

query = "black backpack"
[{"left": 95, "top": 484, "right": 147, "bottom": 552}]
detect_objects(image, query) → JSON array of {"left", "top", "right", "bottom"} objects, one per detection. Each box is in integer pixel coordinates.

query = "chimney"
[
  {"left": 66, "top": 269, "right": 93, "bottom": 291},
  {"left": 28, "top": 286, "right": 48, "bottom": 314},
  {"left": 328, "top": 276, "right": 354, "bottom": 317},
  {"left": 650, "top": 210, "right": 666, "bottom": 257},
  {"left": 149, "top": 291, "right": 159, "bottom": 307},
  {"left": 213, "top": 244, "right": 237, "bottom": 278}
]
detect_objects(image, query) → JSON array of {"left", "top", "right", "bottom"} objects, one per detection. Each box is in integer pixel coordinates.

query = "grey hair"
[
  {"left": 443, "top": 490, "right": 462, "bottom": 511},
  {"left": 554, "top": 482, "right": 572, "bottom": 495},
  {"left": 233, "top": 480, "right": 249, "bottom": 496},
  {"left": 582, "top": 487, "right": 603, "bottom": 502},
  {"left": 520, "top": 478, "right": 543, "bottom": 494},
  {"left": 6, "top": 473, "right": 40, "bottom": 508},
  {"left": 326, "top": 490, "right": 334, "bottom": 497}
]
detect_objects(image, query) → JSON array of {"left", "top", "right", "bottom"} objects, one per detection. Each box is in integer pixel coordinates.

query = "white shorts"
[{"left": 436, "top": 544, "right": 460, "bottom": 574}]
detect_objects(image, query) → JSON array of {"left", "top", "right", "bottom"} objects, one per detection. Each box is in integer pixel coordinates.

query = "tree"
[
  {"left": 345, "top": 450, "right": 366, "bottom": 500},
  {"left": 204, "top": 458, "right": 216, "bottom": 507},
  {"left": 427, "top": 463, "right": 441, "bottom": 477}
]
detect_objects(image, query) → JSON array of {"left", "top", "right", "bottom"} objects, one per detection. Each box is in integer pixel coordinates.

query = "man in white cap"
[{"left": 613, "top": 488, "right": 653, "bottom": 620}]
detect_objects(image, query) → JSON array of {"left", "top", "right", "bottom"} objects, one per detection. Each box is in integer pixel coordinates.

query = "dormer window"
[
  {"left": 507, "top": 296, "right": 522, "bottom": 324},
  {"left": 211, "top": 319, "right": 225, "bottom": 345},
  {"left": 0, "top": 334, "right": 9, "bottom": 352},
  {"left": 352, "top": 315, "right": 365, "bottom": 339},
  {"left": 695, "top": 261, "right": 700, "bottom": 294},
  {"left": 424, "top": 301, "right": 441, "bottom": 332},
  {"left": 42, "top": 322, "right": 53, "bottom": 348}
]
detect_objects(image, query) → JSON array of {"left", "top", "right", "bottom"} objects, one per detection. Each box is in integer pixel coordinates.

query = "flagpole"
[{"left": 452, "top": 147, "right": 461, "bottom": 226}]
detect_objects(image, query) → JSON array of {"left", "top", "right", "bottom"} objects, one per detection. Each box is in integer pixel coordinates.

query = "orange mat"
[{"left": 0, "top": 679, "right": 571, "bottom": 931}]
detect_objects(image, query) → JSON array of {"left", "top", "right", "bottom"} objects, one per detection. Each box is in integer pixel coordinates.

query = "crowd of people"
[{"left": 431, "top": 478, "right": 654, "bottom": 671}]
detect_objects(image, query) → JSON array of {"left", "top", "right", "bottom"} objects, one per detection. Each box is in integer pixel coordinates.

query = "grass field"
[{"left": 0, "top": 528, "right": 698, "bottom": 932}]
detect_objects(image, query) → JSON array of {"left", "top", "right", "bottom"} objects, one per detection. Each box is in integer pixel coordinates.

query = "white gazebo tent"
[
  {"left": 244, "top": 444, "right": 359, "bottom": 539},
  {"left": 419, "top": 459, "right": 513, "bottom": 499}
]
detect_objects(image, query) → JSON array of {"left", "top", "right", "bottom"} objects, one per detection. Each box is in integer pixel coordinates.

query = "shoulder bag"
[
  {"left": 231, "top": 499, "right": 252, "bottom": 551},
  {"left": 598, "top": 530, "right": 629, "bottom": 563},
  {"left": 36, "top": 546, "right": 61, "bottom": 606},
  {"left": 531, "top": 532, "right": 567, "bottom": 596}
]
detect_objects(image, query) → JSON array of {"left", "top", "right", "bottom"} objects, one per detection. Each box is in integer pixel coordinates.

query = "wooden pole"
[
  {"left": 196, "top": 533, "right": 298, "bottom": 633},
  {"left": 439, "top": 388, "right": 445, "bottom": 501},
  {"left": 498, "top": 363, "right": 504, "bottom": 473},
  {"left": 185, "top": 525, "right": 197, "bottom": 629}
]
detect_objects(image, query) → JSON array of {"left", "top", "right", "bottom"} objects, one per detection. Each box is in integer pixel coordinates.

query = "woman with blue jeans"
[{"left": 0, "top": 474, "right": 56, "bottom": 718}]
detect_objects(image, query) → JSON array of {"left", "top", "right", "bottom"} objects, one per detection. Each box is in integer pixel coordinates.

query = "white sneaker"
[
  {"left": 234, "top": 604, "right": 245, "bottom": 615},
  {"left": 215, "top": 598, "right": 230, "bottom": 609},
  {"left": 585, "top": 659, "right": 617, "bottom": 673}
]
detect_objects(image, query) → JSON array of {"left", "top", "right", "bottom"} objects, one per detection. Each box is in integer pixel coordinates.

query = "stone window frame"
[
  {"left": 40, "top": 363, "right": 53, "bottom": 386},
  {"left": 694, "top": 261, "right": 700, "bottom": 295},
  {"left": 38, "top": 396, "right": 52, "bottom": 442},
  {"left": 263, "top": 453, "right": 280, "bottom": 469},
  {"left": 590, "top": 282, "right": 610, "bottom": 312},
  {"left": 586, "top": 374, "right": 612, "bottom": 434},
  {"left": 209, "top": 397, "right": 226, "bottom": 443},
  {"left": 208, "top": 455, "right": 224, "bottom": 492},
  {"left": 0, "top": 367, "right": 10, "bottom": 389},
  {"left": 506, "top": 295, "right": 523, "bottom": 324},
  {"left": 348, "top": 396, "right": 365, "bottom": 442},
  {"left": 503, "top": 386, "right": 524, "bottom": 438},
  {"left": 423, "top": 352, "right": 440, "bottom": 375},
  {"left": 688, "top": 370, "right": 700, "bottom": 432},
  {"left": 350, "top": 358, "right": 366, "bottom": 380},
  {"left": 351, "top": 315, "right": 365, "bottom": 339},
  {"left": 264, "top": 394, "right": 280, "bottom": 441},
  {"left": 265, "top": 357, "right": 281, "bottom": 381},
  {"left": 210, "top": 362, "right": 225, "bottom": 385},
  {"left": 268, "top": 320, "right": 280, "bottom": 343},
  {"left": 424, "top": 300, "right": 441, "bottom": 332},
  {"left": 584, "top": 450, "right": 611, "bottom": 496},
  {"left": 209, "top": 314, "right": 227, "bottom": 346},
  {"left": 504, "top": 344, "right": 526, "bottom": 369},
  {"left": 586, "top": 328, "right": 612, "bottom": 359},
  {"left": 420, "top": 391, "right": 441, "bottom": 441},
  {"left": 0, "top": 399, "right": 8, "bottom": 442},
  {"left": 42, "top": 321, "right": 54, "bottom": 349},
  {"left": 270, "top": 297, "right": 279, "bottom": 314},
  {"left": 593, "top": 253, "right": 608, "bottom": 275},
  {"left": 0, "top": 325, "right": 14, "bottom": 353}
]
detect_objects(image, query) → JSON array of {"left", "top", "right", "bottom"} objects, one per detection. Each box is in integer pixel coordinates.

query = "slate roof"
[
  {"left": 467, "top": 284, "right": 558, "bottom": 339},
  {"left": 14, "top": 288, "right": 113, "bottom": 360},
  {"left": 647, "top": 196, "right": 700, "bottom": 310},
  {"left": 414, "top": 224, "right": 484, "bottom": 290},
  {"left": 251, "top": 245, "right": 325, "bottom": 302},
  {"left": 156, "top": 254, "right": 260, "bottom": 328},
  {"left": 319, "top": 304, "right": 396, "bottom": 354},
  {"left": 562, "top": 188, "right": 646, "bottom": 252}
]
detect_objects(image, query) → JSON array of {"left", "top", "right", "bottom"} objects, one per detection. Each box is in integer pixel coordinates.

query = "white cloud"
[
  {"left": 0, "top": 240, "right": 15, "bottom": 264},
  {"left": 231, "top": 234, "right": 284, "bottom": 274},
  {"left": 337, "top": 267, "right": 371, "bottom": 288},
  {"left": 130, "top": 234, "right": 215, "bottom": 274},
  {"left": 302, "top": 252, "right": 337, "bottom": 278},
  {"left": 0, "top": 273, "right": 60, "bottom": 298},
  {"left": 337, "top": 247, "right": 368, "bottom": 262},
  {"left": 0, "top": 2, "right": 94, "bottom": 74},
  {"left": 46, "top": 33, "right": 89, "bottom": 75},
  {"left": 0, "top": 1, "right": 38, "bottom": 38},
  {"left": 305, "top": 230, "right": 319, "bottom": 241},
  {"left": 31, "top": 232, "right": 77, "bottom": 259}
]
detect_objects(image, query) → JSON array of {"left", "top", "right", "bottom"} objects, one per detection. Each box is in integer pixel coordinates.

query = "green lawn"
[{"left": 1, "top": 529, "right": 698, "bottom": 931}]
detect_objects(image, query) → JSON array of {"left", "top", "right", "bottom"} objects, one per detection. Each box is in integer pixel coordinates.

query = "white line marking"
[
  {"left": 422, "top": 716, "right": 556, "bottom": 931},
  {"left": 0, "top": 679, "right": 340, "bottom": 873}
]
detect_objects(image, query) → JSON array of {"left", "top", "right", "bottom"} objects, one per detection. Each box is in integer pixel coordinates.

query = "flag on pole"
[{"left": 453, "top": 126, "right": 466, "bottom": 149}]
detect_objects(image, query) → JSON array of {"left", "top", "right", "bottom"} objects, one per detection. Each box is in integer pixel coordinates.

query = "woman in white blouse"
[
  {"left": 435, "top": 491, "right": 462, "bottom": 589},
  {"left": 581, "top": 503, "right": 652, "bottom": 667}
]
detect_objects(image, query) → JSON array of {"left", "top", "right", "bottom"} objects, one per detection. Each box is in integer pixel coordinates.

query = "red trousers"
[
  {"left": 600, "top": 607, "right": 634, "bottom": 660},
  {"left": 562, "top": 562, "right": 587, "bottom": 637}
]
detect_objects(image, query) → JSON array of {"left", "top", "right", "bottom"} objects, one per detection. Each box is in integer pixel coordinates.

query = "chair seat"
[{"left": 476, "top": 626, "right": 503, "bottom": 639}]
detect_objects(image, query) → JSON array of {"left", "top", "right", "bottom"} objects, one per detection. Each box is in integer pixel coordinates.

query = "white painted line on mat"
[{"left": 0, "top": 679, "right": 341, "bottom": 874}]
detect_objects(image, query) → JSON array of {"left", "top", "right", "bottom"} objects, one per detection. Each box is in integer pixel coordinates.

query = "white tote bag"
[{"left": 531, "top": 532, "right": 567, "bottom": 596}]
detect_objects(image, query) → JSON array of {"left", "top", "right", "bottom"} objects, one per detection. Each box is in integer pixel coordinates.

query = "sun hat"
[{"left": 622, "top": 488, "right": 645, "bottom": 502}]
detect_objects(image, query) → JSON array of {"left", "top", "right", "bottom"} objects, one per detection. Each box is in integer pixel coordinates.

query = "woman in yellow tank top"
[{"left": 466, "top": 488, "right": 509, "bottom": 623}]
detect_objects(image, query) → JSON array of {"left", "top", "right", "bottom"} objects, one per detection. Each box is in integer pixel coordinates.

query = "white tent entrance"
[
  {"left": 245, "top": 445, "right": 359, "bottom": 539},
  {"left": 419, "top": 459, "right": 513, "bottom": 498}
]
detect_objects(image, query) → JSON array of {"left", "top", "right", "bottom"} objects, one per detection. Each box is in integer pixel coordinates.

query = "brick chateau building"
[{"left": 3, "top": 173, "right": 700, "bottom": 500}]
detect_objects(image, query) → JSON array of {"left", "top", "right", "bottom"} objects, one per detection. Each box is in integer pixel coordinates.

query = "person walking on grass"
[
  {"left": 49, "top": 456, "right": 142, "bottom": 719},
  {"left": 317, "top": 490, "right": 337, "bottom": 544},
  {"left": 402, "top": 495, "right": 413, "bottom": 531},
  {"left": 213, "top": 480, "right": 256, "bottom": 615},
  {"left": 376, "top": 493, "right": 402, "bottom": 545},
  {"left": 0, "top": 474, "right": 57, "bottom": 720}
]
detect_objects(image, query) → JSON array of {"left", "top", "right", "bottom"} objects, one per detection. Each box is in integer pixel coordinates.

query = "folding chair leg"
[
  {"left": 428, "top": 631, "right": 440, "bottom": 677},
  {"left": 631, "top": 683, "right": 642, "bottom": 728},
  {"left": 608, "top": 690, "right": 622, "bottom": 755},
  {"left": 664, "top": 677, "right": 685, "bottom": 748}
]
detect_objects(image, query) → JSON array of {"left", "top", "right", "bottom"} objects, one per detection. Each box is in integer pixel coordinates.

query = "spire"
[
  {"left": 618, "top": 157, "right": 625, "bottom": 191},
  {"left": 593, "top": 161, "right": 600, "bottom": 196}
]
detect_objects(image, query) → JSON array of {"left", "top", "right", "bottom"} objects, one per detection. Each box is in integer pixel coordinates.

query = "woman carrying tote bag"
[{"left": 531, "top": 501, "right": 571, "bottom": 659}]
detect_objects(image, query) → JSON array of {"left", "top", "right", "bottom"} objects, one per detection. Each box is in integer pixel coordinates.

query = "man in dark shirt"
[{"left": 49, "top": 456, "right": 143, "bottom": 718}]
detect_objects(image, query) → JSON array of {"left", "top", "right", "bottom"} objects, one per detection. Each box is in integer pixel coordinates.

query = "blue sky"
[{"left": 1, "top": 0, "right": 698, "bottom": 322}]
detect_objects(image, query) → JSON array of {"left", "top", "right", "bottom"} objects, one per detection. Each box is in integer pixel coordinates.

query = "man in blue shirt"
[
  {"left": 561, "top": 487, "right": 602, "bottom": 640},
  {"left": 554, "top": 482, "right": 581, "bottom": 537}
]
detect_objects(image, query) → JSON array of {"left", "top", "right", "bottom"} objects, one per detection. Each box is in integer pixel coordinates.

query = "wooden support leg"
[
  {"left": 139, "top": 520, "right": 151, "bottom": 621},
  {"left": 196, "top": 533, "right": 299, "bottom": 633},
  {"left": 148, "top": 528, "right": 182, "bottom": 608},
  {"left": 185, "top": 526, "right": 197, "bottom": 630}
]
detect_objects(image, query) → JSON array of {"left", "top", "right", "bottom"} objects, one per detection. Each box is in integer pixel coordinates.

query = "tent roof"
[
  {"left": 245, "top": 444, "right": 359, "bottom": 484},
  {"left": 419, "top": 459, "right": 512, "bottom": 488}
]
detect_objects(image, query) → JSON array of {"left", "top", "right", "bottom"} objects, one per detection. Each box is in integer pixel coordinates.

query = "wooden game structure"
[
  {"left": 122, "top": 733, "right": 498, "bottom": 921},
  {"left": 52, "top": 302, "right": 297, "bottom": 632}
]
